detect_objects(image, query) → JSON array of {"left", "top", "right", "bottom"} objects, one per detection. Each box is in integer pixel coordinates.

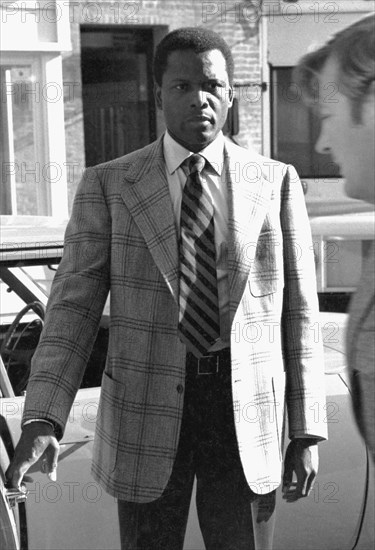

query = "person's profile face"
[
  {"left": 314, "top": 57, "right": 375, "bottom": 204},
  {"left": 154, "top": 48, "right": 233, "bottom": 152}
]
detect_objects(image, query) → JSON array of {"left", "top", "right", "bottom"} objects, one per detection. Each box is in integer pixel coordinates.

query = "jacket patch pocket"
[{"left": 249, "top": 231, "right": 283, "bottom": 297}]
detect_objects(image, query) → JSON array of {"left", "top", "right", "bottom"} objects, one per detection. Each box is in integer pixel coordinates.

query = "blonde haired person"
[{"left": 295, "top": 14, "right": 375, "bottom": 461}]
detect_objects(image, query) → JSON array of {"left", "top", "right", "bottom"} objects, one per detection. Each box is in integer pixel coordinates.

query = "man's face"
[
  {"left": 315, "top": 57, "right": 375, "bottom": 204},
  {"left": 155, "top": 49, "right": 233, "bottom": 152}
]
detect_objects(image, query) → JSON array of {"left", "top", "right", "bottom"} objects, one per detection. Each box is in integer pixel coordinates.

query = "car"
[{"left": 1, "top": 215, "right": 374, "bottom": 550}]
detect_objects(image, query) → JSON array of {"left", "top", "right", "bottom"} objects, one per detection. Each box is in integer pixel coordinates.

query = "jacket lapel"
[
  {"left": 120, "top": 138, "right": 180, "bottom": 303},
  {"left": 119, "top": 138, "right": 274, "bottom": 312},
  {"left": 224, "top": 142, "right": 273, "bottom": 323}
]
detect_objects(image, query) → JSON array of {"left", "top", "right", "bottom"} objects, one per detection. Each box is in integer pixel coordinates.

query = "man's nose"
[
  {"left": 315, "top": 128, "right": 330, "bottom": 155},
  {"left": 190, "top": 89, "right": 208, "bottom": 107}
]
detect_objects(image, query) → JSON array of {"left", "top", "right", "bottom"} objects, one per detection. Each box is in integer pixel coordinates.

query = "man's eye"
[
  {"left": 175, "top": 83, "right": 188, "bottom": 90},
  {"left": 208, "top": 82, "right": 220, "bottom": 90}
]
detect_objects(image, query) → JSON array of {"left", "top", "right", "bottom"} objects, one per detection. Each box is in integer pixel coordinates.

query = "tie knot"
[{"left": 187, "top": 154, "right": 206, "bottom": 175}]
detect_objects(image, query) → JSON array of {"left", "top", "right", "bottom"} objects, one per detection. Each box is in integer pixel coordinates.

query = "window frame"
[{"left": 1, "top": 52, "right": 68, "bottom": 217}]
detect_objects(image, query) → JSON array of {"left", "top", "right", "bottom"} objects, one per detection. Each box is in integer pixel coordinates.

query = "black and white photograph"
[{"left": 1, "top": 1, "right": 374, "bottom": 549}]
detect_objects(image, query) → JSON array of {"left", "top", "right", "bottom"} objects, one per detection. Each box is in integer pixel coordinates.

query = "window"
[
  {"left": 271, "top": 67, "right": 340, "bottom": 178},
  {"left": 0, "top": 259, "right": 109, "bottom": 395},
  {"left": 1, "top": 63, "right": 42, "bottom": 215},
  {"left": 0, "top": 54, "right": 68, "bottom": 217},
  {"left": 0, "top": 1, "right": 70, "bottom": 217}
]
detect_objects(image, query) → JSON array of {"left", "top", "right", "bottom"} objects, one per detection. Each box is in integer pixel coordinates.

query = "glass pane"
[
  {"left": 0, "top": 277, "right": 29, "bottom": 325},
  {"left": 1, "top": 65, "right": 38, "bottom": 215},
  {"left": 272, "top": 67, "right": 341, "bottom": 179},
  {"left": 21, "top": 264, "right": 58, "bottom": 295},
  {"left": 0, "top": 264, "right": 55, "bottom": 326}
]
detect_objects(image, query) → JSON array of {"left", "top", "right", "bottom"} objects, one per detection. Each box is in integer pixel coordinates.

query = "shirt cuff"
[{"left": 23, "top": 419, "right": 55, "bottom": 430}]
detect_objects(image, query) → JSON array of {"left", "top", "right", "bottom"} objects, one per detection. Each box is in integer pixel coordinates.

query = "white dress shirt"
[{"left": 163, "top": 131, "right": 230, "bottom": 349}]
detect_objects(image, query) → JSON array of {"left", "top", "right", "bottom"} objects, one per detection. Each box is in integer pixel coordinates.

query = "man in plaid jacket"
[{"left": 7, "top": 27, "right": 327, "bottom": 550}]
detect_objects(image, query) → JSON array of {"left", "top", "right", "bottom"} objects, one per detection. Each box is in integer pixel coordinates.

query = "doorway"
[{"left": 80, "top": 26, "right": 156, "bottom": 167}]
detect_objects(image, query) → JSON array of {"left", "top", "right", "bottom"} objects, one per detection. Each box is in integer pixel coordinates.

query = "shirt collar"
[{"left": 163, "top": 130, "right": 224, "bottom": 176}]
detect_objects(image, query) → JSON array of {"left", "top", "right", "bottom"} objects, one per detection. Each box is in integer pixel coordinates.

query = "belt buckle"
[{"left": 197, "top": 354, "right": 219, "bottom": 375}]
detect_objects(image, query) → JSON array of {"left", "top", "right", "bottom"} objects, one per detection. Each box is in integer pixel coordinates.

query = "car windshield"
[{"left": 0, "top": 257, "right": 109, "bottom": 396}]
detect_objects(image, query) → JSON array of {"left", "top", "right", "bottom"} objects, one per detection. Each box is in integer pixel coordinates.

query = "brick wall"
[{"left": 199, "top": 3, "right": 263, "bottom": 152}]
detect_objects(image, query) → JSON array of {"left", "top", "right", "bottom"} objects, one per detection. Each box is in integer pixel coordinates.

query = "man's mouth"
[{"left": 189, "top": 114, "right": 212, "bottom": 122}]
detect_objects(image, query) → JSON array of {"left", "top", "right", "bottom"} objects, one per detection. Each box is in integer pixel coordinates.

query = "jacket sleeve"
[
  {"left": 280, "top": 165, "right": 328, "bottom": 441},
  {"left": 22, "top": 167, "right": 111, "bottom": 437}
]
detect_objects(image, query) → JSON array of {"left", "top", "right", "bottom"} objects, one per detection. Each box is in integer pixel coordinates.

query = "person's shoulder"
[
  {"left": 225, "top": 136, "right": 281, "bottom": 163},
  {"left": 88, "top": 138, "right": 163, "bottom": 176},
  {"left": 224, "top": 137, "right": 291, "bottom": 179}
]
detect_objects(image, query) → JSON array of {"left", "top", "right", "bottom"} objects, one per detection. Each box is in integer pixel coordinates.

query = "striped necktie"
[{"left": 178, "top": 154, "right": 220, "bottom": 357}]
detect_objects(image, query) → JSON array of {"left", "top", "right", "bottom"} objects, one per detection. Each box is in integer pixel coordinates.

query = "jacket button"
[{"left": 177, "top": 384, "right": 184, "bottom": 394}]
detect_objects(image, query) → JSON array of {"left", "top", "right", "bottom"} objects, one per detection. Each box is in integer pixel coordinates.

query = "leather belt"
[{"left": 186, "top": 347, "right": 231, "bottom": 375}]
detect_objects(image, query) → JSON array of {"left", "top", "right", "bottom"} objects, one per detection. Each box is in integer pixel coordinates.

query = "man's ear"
[
  {"left": 228, "top": 85, "right": 234, "bottom": 108},
  {"left": 154, "top": 83, "right": 163, "bottom": 110}
]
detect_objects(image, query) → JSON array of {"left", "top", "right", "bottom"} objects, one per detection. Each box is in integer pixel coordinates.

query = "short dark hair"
[
  {"left": 153, "top": 27, "right": 234, "bottom": 86},
  {"left": 294, "top": 14, "right": 375, "bottom": 123}
]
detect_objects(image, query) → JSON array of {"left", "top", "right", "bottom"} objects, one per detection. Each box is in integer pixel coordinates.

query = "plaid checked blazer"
[{"left": 23, "top": 136, "right": 327, "bottom": 502}]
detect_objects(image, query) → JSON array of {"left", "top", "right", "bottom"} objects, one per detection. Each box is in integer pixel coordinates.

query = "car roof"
[
  {"left": 310, "top": 211, "right": 375, "bottom": 238},
  {"left": 0, "top": 215, "right": 67, "bottom": 263}
]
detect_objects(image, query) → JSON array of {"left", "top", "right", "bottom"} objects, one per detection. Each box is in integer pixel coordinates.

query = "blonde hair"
[{"left": 294, "top": 14, "right": 375, "bottom": 123}]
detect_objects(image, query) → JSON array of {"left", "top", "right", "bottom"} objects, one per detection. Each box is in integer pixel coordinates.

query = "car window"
[
  {"left": 0, "top": 265, "right": 56, "bottom": 325},
  {"left": 21, "top": 264, "right": 58, "bottom": 295},
  {"left": 0, "top": 260, "right": 109, "bottom": 396}
]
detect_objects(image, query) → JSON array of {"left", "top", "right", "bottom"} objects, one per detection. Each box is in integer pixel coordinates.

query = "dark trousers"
[{"left": 118, "top": 350, "right": 276, "bottom": 550}]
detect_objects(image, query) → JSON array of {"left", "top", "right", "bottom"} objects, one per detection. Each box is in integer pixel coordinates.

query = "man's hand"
[
  {"left": 6, "top": 422, "right": 60, "bottom": 490},
  {"left": 282, "top": 438, "right": 319, "bottom": 502}
]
